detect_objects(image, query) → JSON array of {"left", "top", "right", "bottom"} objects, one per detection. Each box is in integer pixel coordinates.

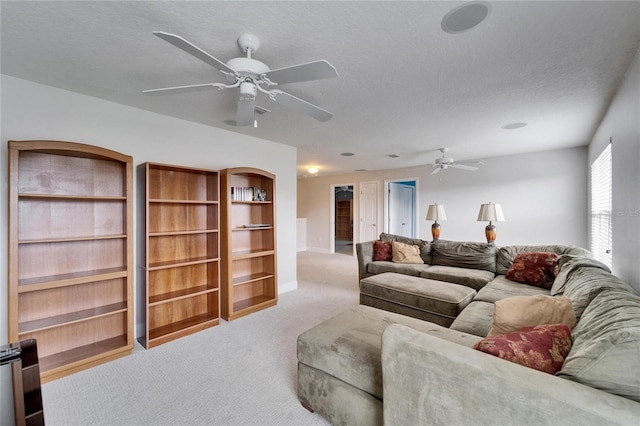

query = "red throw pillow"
[
  {"left": 373, "top": 240, "right": 393, "bottom": 261},
  {"left": 506, "top": 252, "right": 559, "bottom": 288},
  {"left": 473, "top": 324, "right": 572, "bottom": 374}
]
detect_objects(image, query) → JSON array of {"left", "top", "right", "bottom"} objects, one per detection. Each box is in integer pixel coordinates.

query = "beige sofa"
[{"left": 297, "top": 234, "right": 640, "bottom": 425}]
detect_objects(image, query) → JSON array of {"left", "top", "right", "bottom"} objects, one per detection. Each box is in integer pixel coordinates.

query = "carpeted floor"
[{"left": 41, "top": 251, "right": 359, "bottom": 425}]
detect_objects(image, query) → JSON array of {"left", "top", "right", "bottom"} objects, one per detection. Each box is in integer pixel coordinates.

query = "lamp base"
[
  {"left": 485, "top": 223, "right": 496, "bottom": 244},
  {"left": 431, "top": 222, "right": 441, "bottom": 240}
]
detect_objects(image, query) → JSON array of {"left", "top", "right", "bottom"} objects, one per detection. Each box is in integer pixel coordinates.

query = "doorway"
[
  {"left": 385, "top": 179, "right": 417, "bottom": 238},
  {"left": 333, "top": 185, "right": 354, "bottom": 255}
]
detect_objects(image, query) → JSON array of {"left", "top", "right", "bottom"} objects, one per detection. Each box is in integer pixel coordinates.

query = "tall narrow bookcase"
[
  {"left": 140, "top": 163, "right": 220, "bottom": 348},
  {"left": 221, "top": 167, "right": 277, "bottom": 320},
  {"left": 8, "top": 140, "right": 134, "bottom": 383}
]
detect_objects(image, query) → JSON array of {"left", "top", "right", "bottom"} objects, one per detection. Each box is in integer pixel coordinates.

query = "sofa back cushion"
[
  {"left": 559, "top": 289, "right": 640, "bottom": 402},
  {"left": 380, "top": 233, "right": 431, "bottom": 264},
  {"left": 551, "top": 256, "right": 632, "bottom": 320},
  {"left": 431, "top": 240, "right": 497, "bottom": 273},
  {"left": 496, "top": 245, "right": 592, "bottom": 275}
]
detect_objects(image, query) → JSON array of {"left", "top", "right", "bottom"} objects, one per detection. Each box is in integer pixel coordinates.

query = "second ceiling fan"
[{"left": 144, "top": 31, "right": 338, "bottom": 126}]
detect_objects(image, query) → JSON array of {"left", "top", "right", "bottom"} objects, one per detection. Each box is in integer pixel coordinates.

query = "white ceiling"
[{"left": 2, "top": 1, "right": 639, "bottom": 177}]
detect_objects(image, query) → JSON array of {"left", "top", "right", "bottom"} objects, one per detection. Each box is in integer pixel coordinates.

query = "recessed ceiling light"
[
  {"left": 341, "top": 152, "right": 355, "bottom": 156},
  {"left": 442, "top": 1, "right": 491, "bottom": 34},
  {"left": 502, "top": 122, "right": 528, "bottom": 130},
  {"left": 307, "top": 167, "right": 319, "bottom": 174},
  {"left": 388, "top": 154, "right": 400, "bottom": 158}
]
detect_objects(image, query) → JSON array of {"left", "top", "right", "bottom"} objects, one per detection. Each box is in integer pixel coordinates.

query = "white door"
[
  {"left": 360, "top": 181, "right": 379, "bottom": 242},
  {"left": 388, "top": 182, "right": 415, "bottom": 238}
]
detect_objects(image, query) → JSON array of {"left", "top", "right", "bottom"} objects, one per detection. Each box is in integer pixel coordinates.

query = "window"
[{"left": 590, "top": 143, "right": 612, "bottom": 268}]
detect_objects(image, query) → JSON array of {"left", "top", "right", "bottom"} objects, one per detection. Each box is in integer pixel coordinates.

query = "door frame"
[
  {"left": 330, "top": 183, "right": 355, "bottom": 254},
  {"left": 384, "top": 177, "right": 419, "bottom": 238}
]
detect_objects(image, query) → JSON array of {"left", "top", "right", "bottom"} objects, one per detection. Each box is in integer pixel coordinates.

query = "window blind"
[{"left": 590, "top": 143, "right": 612, "bottom": 268}]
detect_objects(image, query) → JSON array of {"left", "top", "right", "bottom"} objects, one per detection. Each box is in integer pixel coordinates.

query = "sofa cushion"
[
  {"left": 505, "top": 252, "right": 559, "bottom": 288},
  {"left": 431, "top": 240, "right": 497, "bottom": 273},
  {"left": 559, "top": 289, "right": 640, "bottom": 402},
  {"left": 450, "top": 301, "right": 495, "bottom": 337},
  {"left": 496, "top": 245, "right": 592, "bottom": 276},
  {"left": 297, "top": 305, "right": 481, "bottom": 400},
  {"left": 474, "top": 324, "right": 572, "bottom": 374},
  {"left": 372, "top": 240, "right": 393, "bottom": 261},
  {"left": 552, "top": 256, "right": 633, "bottom": 319},
  {"left": 487, "top": 295, "right": 576, "bottom": 336},
  {"left": 391, "top": 241, "right": 424, "bottom": 264},
  {"left": 368, "top": 261, "right": 429, "bottom": 277},
  {"left": 551, "top": 255, "right": 612, "bottom": 296},
  {"left": 420, "top": 265, "right": 494, "bottom": 291},
  {"left": 475, "top": 275, "right": 549, "bottom": 304},
  {"left": 380, "top": 232, "right": 431, "bottom": 264}
]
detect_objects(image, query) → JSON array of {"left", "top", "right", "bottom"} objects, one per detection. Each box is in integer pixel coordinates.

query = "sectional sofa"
[{"left": 297, "top": 233, "right": 640, "bottom": 425}]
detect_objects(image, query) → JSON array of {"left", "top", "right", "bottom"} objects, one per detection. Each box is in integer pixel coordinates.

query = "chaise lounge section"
[{"left": 297, "top": 234, "right": 640, "bottom": 425}]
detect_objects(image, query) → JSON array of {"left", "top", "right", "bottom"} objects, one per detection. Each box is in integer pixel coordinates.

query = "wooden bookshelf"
[
  {"left": 140, "top": 163, "right": 220, "bottom": 349},
  {"left": 335, "top": 199, "right": 353, "bottom": 240},
  {"left": 221, "top": 168, "right": 277, "bottom": 320},
  {"left": 8, "top": 140, "right": 134, "bottom": 383}
]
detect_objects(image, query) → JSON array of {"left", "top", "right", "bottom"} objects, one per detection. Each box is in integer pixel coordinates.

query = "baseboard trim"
[{"left": 279, "top": 280, "right": 298, "bottom": 294}]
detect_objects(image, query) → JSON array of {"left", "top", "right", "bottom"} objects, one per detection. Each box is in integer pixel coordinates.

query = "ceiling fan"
[
  {"left": 143, "top": 32, "right": 338, "bottom": 126},
  {"left": 428, "top": 148, "right": 483, "bottom": 175}
]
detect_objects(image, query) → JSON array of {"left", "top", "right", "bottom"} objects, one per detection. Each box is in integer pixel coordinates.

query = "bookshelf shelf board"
[
  {"left": 148, "top": 257, "right": 219, "bottom": 271},
  {"left": 149, "top": 285, "right": 219, "bottom": 306},
  {"left": 231, "top": 249, "right": 276, "bottom": 260},
  {"left": 232, "top": 272, "right": 274, "bottom": 286},
  {"left": 148, "top": 314, "right": 220, "bottom": 341},
  {"left": 149, "top": 199, "right": 218, "bottom": 205},
  {"left": 18, "top": 267, "right": 128, "bottom": 291},
  {"left": 19, "top": 234, "right": 127, "bottom": 244},
  {"left": 19, "top": 302, "right": 127, "bottom": 334},
  {"left": 38, "top": 336, "right": 128, "bottom": 373},
  {"left": 232, "top": 295, "right": 277, "bottom": 314},
  {"left": 18, "top": 194, "right": 126, "bottom": 201},
  {"left": 149, "top": 229, "right": 218, "bottom": 237}
]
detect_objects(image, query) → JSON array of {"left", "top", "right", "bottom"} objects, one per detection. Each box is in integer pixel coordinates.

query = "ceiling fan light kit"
[{"left": 144, "top": 31, "right": 338, "bottom": 127}]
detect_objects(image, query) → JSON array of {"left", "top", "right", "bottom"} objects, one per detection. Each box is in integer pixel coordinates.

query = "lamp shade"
[
  {"left": 477, "top": 202, "right": 505, "bottom": 222},
  {"left": 426, "top": 204, "right": 447, "bottom": 221}
]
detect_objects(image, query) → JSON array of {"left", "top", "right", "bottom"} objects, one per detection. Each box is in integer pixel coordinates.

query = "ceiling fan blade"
[
  {"left": 143, "top": 83, "right": 225, "bottom": 96},
  {"left": 264, "top": 60, "right": 338, "bottom": 85},
  {"left": 236, "top": 95, "right": 256, "bottom": 127},
  {"left": 455, "top": 160, "right": 484, "bottom": 165},
  {"left": 431, "top": 167, "right": 441, "bottom": 175},
  {"left": 269, "top": 90, "right": 333, "bottom": 122},
  {"left": 153, "top": 31, "right": 238, "bottom": 76},
  {"left": 450, "top": 164, "right": 479, "bottom": 171}
]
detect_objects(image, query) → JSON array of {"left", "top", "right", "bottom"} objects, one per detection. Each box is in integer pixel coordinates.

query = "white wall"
[
  {"left": 0, "top": 75, "right": 298, "bottom": 422},
  {"left": 588, "top": 46, "right": 640, "bottom": 294},
  {"left": 298, "top": 146, "right": 588, "bottom": 251}
]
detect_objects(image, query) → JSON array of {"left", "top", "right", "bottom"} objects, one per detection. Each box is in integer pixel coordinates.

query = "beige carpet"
[{"left": 41, "top": 251, "right": 359, "bottom": 425}]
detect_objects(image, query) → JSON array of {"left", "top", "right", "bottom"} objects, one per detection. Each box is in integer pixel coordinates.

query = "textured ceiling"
[{"left": 2, "top": 1, "right": 639, "bottom": 177}]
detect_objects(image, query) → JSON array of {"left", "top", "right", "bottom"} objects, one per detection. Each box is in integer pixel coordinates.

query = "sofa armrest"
[
  {"left": 356, "top": 240, "right": 375, "bottom": 280},
  {"left": 382, "top": 324, "right": 640, "bottom": 426}
]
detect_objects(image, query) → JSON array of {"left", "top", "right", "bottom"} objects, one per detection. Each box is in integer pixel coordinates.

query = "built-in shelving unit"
[
  {"left": 8, "top": 140, "right": 134, "bottom": 383},
  {"left": 221, "top": 167, "right": 277, "bottom": 320},
  {"left": 140, "top": 163, "right": 220, "bottom": 348},
  {"left": 335, "top": 199, "right": 353, "bottom": 240}
]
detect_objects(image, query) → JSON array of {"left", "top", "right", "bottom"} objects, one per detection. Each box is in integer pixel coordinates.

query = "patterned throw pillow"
[
  {"left": 474, "top": 324, "right": 572, "bottom": 374},
  {"left": 372, "top": 240, "right": 393, "bottom": 261},
  {"left": 506, "top": 252, "right": 559, "bottom": 288}
]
